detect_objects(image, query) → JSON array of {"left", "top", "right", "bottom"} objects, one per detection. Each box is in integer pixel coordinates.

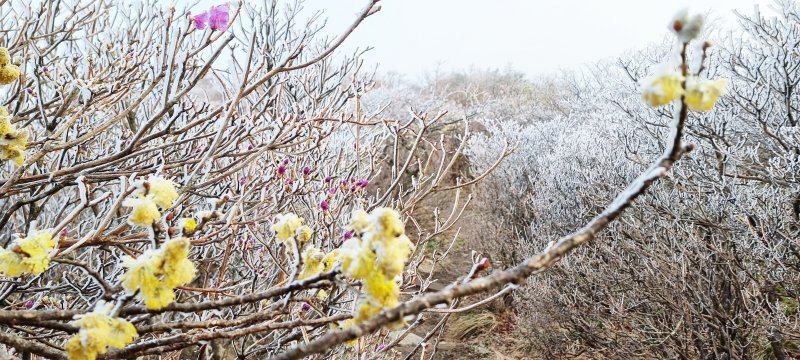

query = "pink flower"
[
  {"left": 320, "top": 200, "right": 329, "bottom": 212},
  {"left": 209, "top": 4, "right": 231, "bottom": 32},
  {"left": 302, "top": 166, "right": 311, "bottom": 176},
  {"left": 191, "top": 11, "right": 209, "bottom": 29}
]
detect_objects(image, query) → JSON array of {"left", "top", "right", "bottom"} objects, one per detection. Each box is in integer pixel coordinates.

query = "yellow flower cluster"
[
  {"left": 298, "top": 246, "right": 339, "bottom": 280},
  {"left": 0, "top": 47, "right": 21, "bottom": 85},
  {"left": 685, "top": 78, "right": 728, "bottom": 112},
  {"left": 65, "top": 301, "right": 138, "bottom": 360},
  {"left": 641, "top": 69, "right": 685, "bottom": 108},
  {"left": 122, "top": 175, "right": 180, "bottom": 227},
  {"left": 272, "top": 213, "right": 312, "bottom": 244},
  {"left": 0, "top": 230, "right": 54, "bottom": 277},
  {"left": 120, "top": 238, "right": 196, "bottom": 309},
  {"left": 339, "top": 208, "right": 414, "bottom": 324},
  {"left": 641, "top": 71, "right": 727, "bottom": 112},
  {"left": 146, "top": 176, "right": 179, "bottom": 208},
  {"left": 0, "top": 106, "right": 27, "bottom": 165},
  {"left": 641, "top": 12, "right": 726, "bottom": 112}
]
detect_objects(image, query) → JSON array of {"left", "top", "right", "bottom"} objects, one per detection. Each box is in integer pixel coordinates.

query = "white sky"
[
  {"left": 301, "top": 0, "right": 770, "bottom": 76},
  {"left": 195, "top": 0, "right": 771, "bottom": 76}
]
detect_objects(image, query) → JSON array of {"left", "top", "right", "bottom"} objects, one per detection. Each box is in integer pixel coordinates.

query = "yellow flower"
[
  {"left": 349, "top": 209, "right": 370, "bottom": 233},
  {"left": 641, "top": 68, "right": 685, "bottom": 108},
  {"left": 316, "top": 289, "right": 329, "bottom": 300},
  {"left": 0, "top": 251, "right": 26, "bottom": 277},
  {"left": 1, "top": 143, "right": 25, "bottom": 165},
  {"left": 364, "top": 271, "right": 399, "bottom": 306},
  {"left": 375, "top": 235, "right": 414, "bottom": 279},
  {"left": 120, "top": 238, "right": 196, "bottom": 309},
  {"left": 371, "top": 208, "right": 405, "bottom": 239},
  {"left": 0, "top": 107, "right": 12, "bottom": 136},
  {"left": 685, "top": 78, "right": 727, "bottom": 112},
  {"left": 339, "top": 237, "right": 376, "bottom": 280},
  {"left": 122, "top": 196, "right": 161, "bottom": 226},
  {"left": 65, "top": 301, "right": 138, "bottom": 360},
  {"left": 0, "top": 230, "right": 54, "bottom": 277},
  {"left": 145, "top": 176, "right": 179, "bottom": 208},
  {"left": 299, "top": 246, "right": 325, "bottom": 279},
  {"left": 322, "top": 249, "right": 339, "bottom": 272},
  {"left": 354, "top": 298, "right": 383, "bottom": 323},
  {"left": 0, "top": 48, "right": 20, "bottom": 85},
  {"left": 0, "top": 106, "right": 27, "bottom": 166},
  {"left": 178, "top": 217, "right": 197, "bottom": 234},
  {"left": 272, "top": 213, "right": 303, "bottom": 242},
  {"left": 338, "top": 208, "right": 413, "bottom": 327},
  {"left": 296, "top": 225, "right": 313, "bottom": 244},
  {"left": 161, "top": 238, "right": 196, "bottom": 287}
]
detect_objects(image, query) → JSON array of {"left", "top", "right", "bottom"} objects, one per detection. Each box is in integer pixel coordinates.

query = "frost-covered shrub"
[
  {"left": 0, "top": 1, "right": 491, "bottom": 359},
  {"left": 465, "top": 2, "right": 800, "bottom": 358}
]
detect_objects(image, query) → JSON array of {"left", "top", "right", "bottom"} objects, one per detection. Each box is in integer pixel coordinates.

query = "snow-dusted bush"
[
  {"left": 0, "top": 1, "right": 499, "bottom": 358},
  {"left": 465, "top": 2, "right": 799, "bottom": 357}
]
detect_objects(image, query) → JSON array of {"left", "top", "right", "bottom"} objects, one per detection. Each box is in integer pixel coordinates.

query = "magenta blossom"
[
  {"left": 301, "top": 302, "right": 311, "bottom": 311},
  {"left": 357, "top": 179, "right": 369, "bottom": 188},
  {"left": 190, "top": 11, "right": 209, "bottom": 29},
  {"left": 209, "top": 4, "right": 231, "bottom": 31},
  {"left": 324, "top": 176, "right": 333, "bottom": 183},
  {"left": 302, "top": 166, "right": 311, "bottom": 176},
  {"left": 320, "top": 200, "right": 329, "bottom": 212},
  {"left": 277, "top": 164, "right": 286, "bottom": 177},
  {"left": 343, "top": 230, "right": 354, "bottom": 241}
]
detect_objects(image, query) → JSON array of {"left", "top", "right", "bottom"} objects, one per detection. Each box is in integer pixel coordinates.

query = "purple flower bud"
[
  {"left": 247, "top": 144, "right": 254, "bottom": 151},
  {"left": 302, "top": 166, "right": 311, "bottom": 176},
  {"left": 357, "top": 179, "right": 369, "bottom": 188},
  {"left": 344, "top": 230, "right": 354, "bottom": 241},
  {"left": 301, "top": 302, "right": 311, "bottom": 311},
  {"left": 277, "top": 165, "right": 286, "bottom": 176},
  {"left": 209, "top": 4, "right": 231, "bottom": 32},
  {"left": 350, "top": 177, "right": 356, "bottom": 183},
  {"left": 283, "top": 158, "right": 290, "bottom": 165},
  {"left": 24, "top": 299, "right": 34, "bottom": 309},
  {"left": 239, "top": 176, "right": 247, "bottom": 186},
  {"left": 60, "top": 228, "right": 69, "bottom": 237},
  {"left": 328, "top": 187, "right": 336, "bottom": 196},
  {"left": 350, "top": 186, "right": 357, "bottom": 192},
  {"left": 191, "top": 11, "right": 209, "bottom": 29},
  {"left": 320, "top": 200, "right": 329, "bottom": 212},
  {"left": 377, "top": 343, "right": 386, "bottom": 352},
  {"left": 324, "top": 176, "right": 333, "bottom": 183}
]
